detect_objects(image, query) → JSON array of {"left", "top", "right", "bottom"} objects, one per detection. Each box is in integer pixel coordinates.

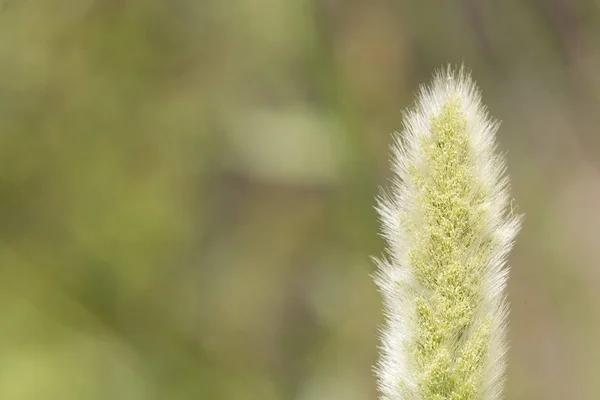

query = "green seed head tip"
[{"left": 374, "top": 66, "right": 522, "bottom": 400}]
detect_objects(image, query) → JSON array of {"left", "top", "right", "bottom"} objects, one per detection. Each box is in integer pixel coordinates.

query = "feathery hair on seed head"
[{"left": 374, "top": 66, "right": 521, "bottom": 400}]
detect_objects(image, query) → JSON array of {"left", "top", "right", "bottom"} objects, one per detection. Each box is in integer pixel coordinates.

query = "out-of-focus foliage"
[{"left": 0, "top": 0, "right": 599, "bottom": 399}]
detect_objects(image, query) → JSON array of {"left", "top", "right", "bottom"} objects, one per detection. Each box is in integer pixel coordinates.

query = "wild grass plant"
[{"left": 374, "top": 66, "right": 522, "bottom": 400}]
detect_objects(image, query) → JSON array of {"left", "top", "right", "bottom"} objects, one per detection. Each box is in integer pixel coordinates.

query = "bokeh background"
[{"left": 1, "top": 0, "right": 599, "bottom": 399}]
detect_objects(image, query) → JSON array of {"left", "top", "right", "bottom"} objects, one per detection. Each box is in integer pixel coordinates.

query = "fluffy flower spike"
[{"left": 374, "top": 66, "right": 522, "bottom": 400}]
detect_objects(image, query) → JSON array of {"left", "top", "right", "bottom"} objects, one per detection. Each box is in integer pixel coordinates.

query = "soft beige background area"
[{"left": 1, "top": 0, "right": 599, "bottom": 398}]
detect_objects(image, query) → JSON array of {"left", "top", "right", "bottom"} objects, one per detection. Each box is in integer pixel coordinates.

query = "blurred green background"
[{"left": 1, "top": 0, "right": 599, "bottom": 399}]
